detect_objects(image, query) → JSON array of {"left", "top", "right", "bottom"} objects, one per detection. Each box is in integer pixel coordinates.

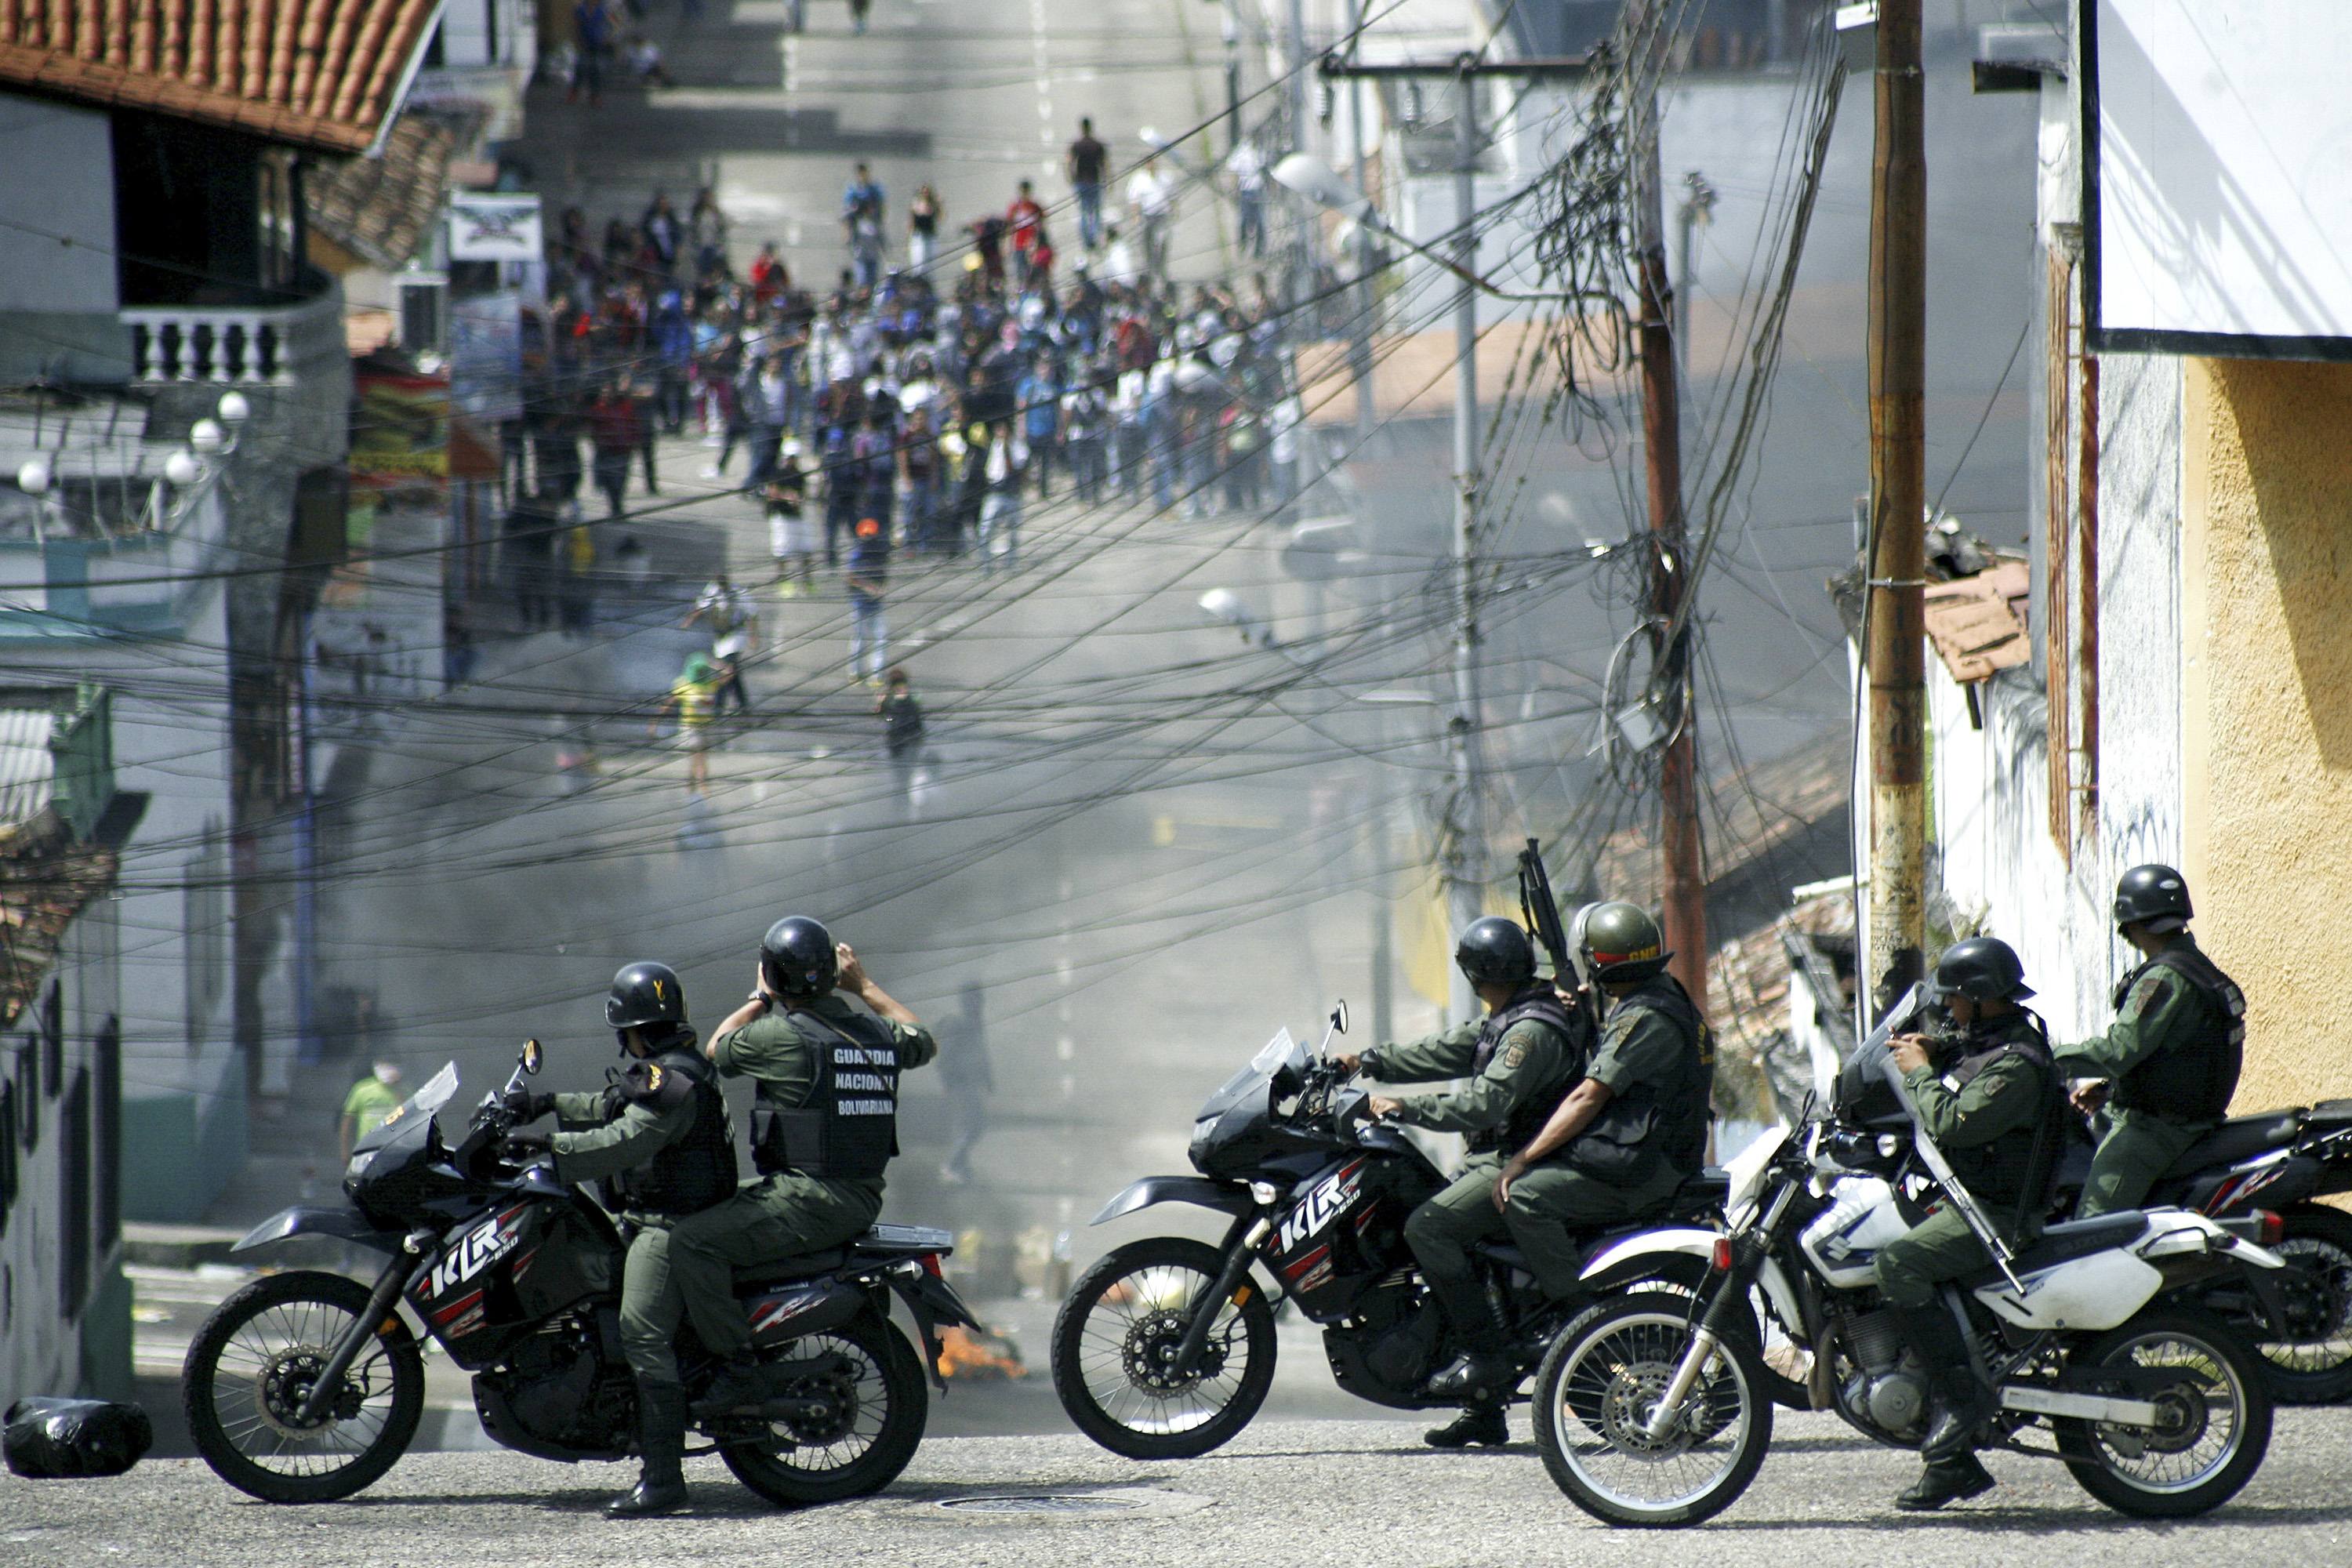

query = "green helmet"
[{"left": 1579, "top": 900, "right": 1670, "bottom": 982}]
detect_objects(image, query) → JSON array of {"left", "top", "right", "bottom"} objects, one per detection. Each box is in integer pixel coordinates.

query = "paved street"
[{"left": 11, "top": 1412, "right": 2352, "bottom": 1566}]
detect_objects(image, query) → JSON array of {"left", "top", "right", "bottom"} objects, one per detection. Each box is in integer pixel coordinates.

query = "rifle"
[{"left": 1518, "top": 838, "right": 1572, "bottom": 983}]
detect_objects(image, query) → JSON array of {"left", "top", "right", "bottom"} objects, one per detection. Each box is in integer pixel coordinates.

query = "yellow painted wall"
[{"left": 2181, "top": 358, "right": 2352, "bottom": 1109}]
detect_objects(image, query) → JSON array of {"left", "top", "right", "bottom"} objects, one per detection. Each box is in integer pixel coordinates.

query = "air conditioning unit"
[{"left": 394, "top": 271, "right": 450, "bottom": 355}]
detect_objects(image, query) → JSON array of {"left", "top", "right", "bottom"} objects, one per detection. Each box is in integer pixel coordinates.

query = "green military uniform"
[
  {"left": 663, "top": 993, "right": 938, "bottom": 1367},
  {"left": 1370, "top": 996, "right": 1578, "bottom": 1308},
  {"left": 2056, "top": 934, "right": 2245, "bottom": 1219},
  {"left": 1874, "top": 1015, "right": 2061, "bottom": 1308},
  {"left": 547, "top": 1080, "right": 719, "bottom": 1389},
  {"left": 1503, "top": 975, "right": 1708, "bottom": 1291}
]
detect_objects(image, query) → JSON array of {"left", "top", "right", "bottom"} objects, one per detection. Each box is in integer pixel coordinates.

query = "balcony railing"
[{"left": 121, "top": 285, "right": 343, "bottom": 388}]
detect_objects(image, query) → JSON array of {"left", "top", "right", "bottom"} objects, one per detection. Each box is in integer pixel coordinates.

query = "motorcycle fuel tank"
[
  {"left": 1798, "top": 1176, "right": 1913, "bottom": 1290},
  {"left": 1265, "top": 1156, "right": 1414, "bottom": 1322}
]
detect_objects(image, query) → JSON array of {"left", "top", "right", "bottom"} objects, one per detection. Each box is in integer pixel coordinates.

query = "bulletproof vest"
[
  {"left": 605, "top": 1050, "right": 736, "bottom": 1217},
  {"left": 1937, "top": 1014, "right": 2064, "bottom": 1235},
  {"left": 1464, "top": 986, "right": 1588, "bottom": 1156},
  {"left": 2108, "top": 940, "right": 2245, "bottom": 1121},
  {"left": 750, "top": 1007, "right": 902, "bottom": 1180},
  {"left": 1563, "top": 975, "right": 1715, "bottom": 1181}
]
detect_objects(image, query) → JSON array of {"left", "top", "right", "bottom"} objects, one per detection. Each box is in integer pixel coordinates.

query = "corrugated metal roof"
[{"left": 0, "top": 707, "right": 56, "bottom": 833}]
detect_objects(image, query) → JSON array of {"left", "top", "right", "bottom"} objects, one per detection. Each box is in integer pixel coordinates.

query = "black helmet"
[
  {"left": 606, "top": 962, "right": 688, "bottom": 1051},
  {"left": 1928, "top": 936, "right": 2034, "bottom": 1002},
  {"left": 760, "top": 916, "right": 837, "bottom": 998},
  {"left": 1454, "top": 916, "right": 1536, "bottom": 988},
  {"left": 1580, "top": 901, "right": 1670, "bottom": 982},
  {"left": 2114, "top": 864, "right": 2192, "bottom": 934}
]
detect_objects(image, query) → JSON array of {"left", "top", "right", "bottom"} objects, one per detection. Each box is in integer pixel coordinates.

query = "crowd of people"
[{"left": 493, "top": 134, "right": 1313, "bottom": 678}]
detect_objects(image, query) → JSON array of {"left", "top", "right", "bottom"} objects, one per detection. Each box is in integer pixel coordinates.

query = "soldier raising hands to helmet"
[{"left": 657, "top": 918, "right": 938, "bottom": 1422}]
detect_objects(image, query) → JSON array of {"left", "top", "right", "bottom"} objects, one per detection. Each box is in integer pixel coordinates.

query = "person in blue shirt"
[{"left": 1016, "top": 354, "right": 1062, "bottom": 499}]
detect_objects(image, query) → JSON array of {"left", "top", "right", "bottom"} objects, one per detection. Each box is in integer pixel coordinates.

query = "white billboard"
[
  {"left": 448, "top": 194, "right": 543, "bottom": 263},
  {"left": 2087, "top": 0, "right": 2352, "bottom": 358}
]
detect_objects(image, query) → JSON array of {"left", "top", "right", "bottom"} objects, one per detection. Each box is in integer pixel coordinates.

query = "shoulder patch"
[
  {"left": 2125, "top": 974, "right": 2176, "bottom": 1022},
  {"left": 1501, "top": 1038, "right": 1528, "bottom": 1070}
]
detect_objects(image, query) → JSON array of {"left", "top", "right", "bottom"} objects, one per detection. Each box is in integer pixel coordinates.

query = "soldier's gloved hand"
[
  {"left": 499, "top": 1134, "right": 551, "bottom": 1167},
  {"left": 501, "top": 1088, "right": 555, "bottom": 1123}
]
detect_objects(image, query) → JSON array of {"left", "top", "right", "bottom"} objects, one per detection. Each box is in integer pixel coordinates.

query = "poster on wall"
[
  {"left": 318, "top": 365, "right": 452, "bottom": 729},
  {"left": 448, "top": 193, "right": 544, "bottom": 262},
  {"left": 450, "top": 292, "right": 524, "bottom": 426}
]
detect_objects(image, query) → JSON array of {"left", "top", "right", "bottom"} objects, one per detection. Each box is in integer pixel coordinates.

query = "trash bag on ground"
[{"left": 2, "top": 1396, "right": 153, "bottom": 1479}]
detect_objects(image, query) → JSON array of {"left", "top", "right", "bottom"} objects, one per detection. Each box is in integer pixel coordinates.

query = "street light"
[{"left": 16, "top": 457, "right": 50, "bottom": 496}]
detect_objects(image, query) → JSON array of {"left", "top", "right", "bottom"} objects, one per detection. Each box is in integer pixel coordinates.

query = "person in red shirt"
[
  {"left": 1007, "top": 180, "right": 1045, "bottom": 283},
  {"left": 587, "top": 379, "right": 646, "bottom": 517},
  {"left": 748, "top": 242, "right": 787, "bottom": 305}
]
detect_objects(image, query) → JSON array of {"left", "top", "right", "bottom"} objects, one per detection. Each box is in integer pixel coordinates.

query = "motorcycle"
[
  {"left": 181, "top": 1041, "right": 978, "bottom": 1506},
  {"left": 2046, "top": 1101, "right": 2352, "bottom": 1402},
  {"left": 1524, "top": 984, "right": 2290, "bottom": 1527},
  {"left": 1049, "top": 1003, "right": 1768, "bottom": 1460}
]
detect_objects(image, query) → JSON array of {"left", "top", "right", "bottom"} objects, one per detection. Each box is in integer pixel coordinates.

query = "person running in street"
[
  {"left": 684, "top": 571, "right": 756, "bottom": 713},
  {"left": 876, "top": 664, "right": 927, "bottom": 811},
  {"left": 1229, "top": 137, "right": 1269, "bottom": 260},
  {"left": 1127, "top": 156, "right": 1177, "bottom": 279},
  {"left": 651, "top": 653, "right": 721, "bottom": 795},
  {"left": 766, "top": 445, "right": 818, "bottom": 595},
  {"left": 1067, "top": 118, "right": 1109, "bottom": 250},
  {"left": 845, "top": 515, "right": 891, "bottom": 685}
]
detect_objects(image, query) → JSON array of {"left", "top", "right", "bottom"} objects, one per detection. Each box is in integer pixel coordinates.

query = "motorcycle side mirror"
[
  {"left": 1330, "top": 1000, "right": 1348, "bottom": 1036},
  {"left": 521, "top": 1038, "right": 543, "bottom": 1076}
]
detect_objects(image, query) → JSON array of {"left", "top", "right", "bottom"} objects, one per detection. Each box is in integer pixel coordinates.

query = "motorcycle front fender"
[
  {"left": 234, "top": 1204, "right": 407, "bottom": 1256},
  {"left": 1577, "top": 1225, "right": 1721, "bottom": 1286},
  {"left": 1089, "top": 1174, "right": 1254, "bottom": 1226}
]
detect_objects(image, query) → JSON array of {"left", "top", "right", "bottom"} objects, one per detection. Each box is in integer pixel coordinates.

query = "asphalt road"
[{"left": 11, "top": 1412, "right": 2352, "bottom": 1568}]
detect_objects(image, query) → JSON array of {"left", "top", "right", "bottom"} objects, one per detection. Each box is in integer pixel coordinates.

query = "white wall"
[{"left": 0, "top": 95, "right": 116, "bottom": 314}]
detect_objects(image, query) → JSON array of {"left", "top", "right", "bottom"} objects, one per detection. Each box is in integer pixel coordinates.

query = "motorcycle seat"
[
  {"left": 2307, "top": 1099, "right": 2352, "bottom": 1129},
  {"left": 1473, "top": 1240, "right": 1530, "bottom": 1272},
  {"left": 2161, "top": 1109, "right": 2303, "bottom": 1178},
  {"left": 1672, "top": 1168, "right": 1730, "bottom": 1208},
  {"left": 1965, "top": 1210, "right": 2149, "bottom": 1287}
]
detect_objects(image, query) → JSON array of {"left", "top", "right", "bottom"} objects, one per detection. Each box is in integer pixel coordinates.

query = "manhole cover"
[{"left": 937, "top": 1494, "right": 1145, "bottom": 1516}]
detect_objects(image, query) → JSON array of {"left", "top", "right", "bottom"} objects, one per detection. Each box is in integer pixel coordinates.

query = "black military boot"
[
  {"left": 1894, "top": 1454, "right": 1996, "bottom": 1512},
  {"left": 608, "top": 1383, "right": 690, "bottom": 1518},
  {"left": 1893, "top": 1304, "right": 1991, "bottom": 1464},
  {"left": 1423, "top": 1402, "right": 1509, "bottom": 1449},
  {"left": 1423, "top": 1294, "right": 1518, "bottom": 1406},
  {"left": 691, "top": 1355, "right": 771, "bottom": 1417}
]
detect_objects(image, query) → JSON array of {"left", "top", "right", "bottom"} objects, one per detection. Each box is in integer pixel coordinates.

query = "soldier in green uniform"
[
  {"left": 2059, "top": 865, "right": 2245, "bottom": 1219},
  {"left": 1334, "top": 916, "right": 1592, "bottom": 1448},
  {"left": 501, "top": 961, "right": 736, "bottom": 1518},
  {"left": 1870, "top": 936, "right": 2067, "bottom": 1512},
  {"left": 1495, "top": 900, "right": 1713, "bottom": 1249},
  {"left": 662, "top": 915, "right": 938, "bottom": 1418}
]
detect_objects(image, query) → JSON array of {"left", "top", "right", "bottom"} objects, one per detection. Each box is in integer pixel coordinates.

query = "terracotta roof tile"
[{"left": 0, "top": 0, "right": 436, "bottom": 153}]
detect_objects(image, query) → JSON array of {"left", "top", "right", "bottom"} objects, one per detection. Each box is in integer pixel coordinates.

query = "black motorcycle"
[
  {"left": 1049, "top": 1004, "right": 1755, "bottom": 1460},
  {"left": 182, "top": 1042, "right": 977, "bottom": 1505},
  {"left": 2046, "top": 1101, "right": 2352, "bottom": 1401}
]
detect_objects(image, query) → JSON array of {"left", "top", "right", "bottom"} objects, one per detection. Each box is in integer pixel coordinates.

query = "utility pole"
[
  {"left": 1865, "top": 0, "right": 1927, "bottom": 1016},
  {"left": 1315, "top": 50, "right": 1592, "bottom": 1020},
  {"left": 1442, "top": 66, "right": 1486, "bottom": 1024},
  {"left": 1345, "top": 0, "right": 1377, "bottom": 443},
  {"left": 1628, "top": 2, "right": 1708, "bottom": 1018}
]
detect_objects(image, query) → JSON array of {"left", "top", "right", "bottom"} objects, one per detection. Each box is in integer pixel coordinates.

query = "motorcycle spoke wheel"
[
  {"left": 183, "top": 1270, "right": 424, "bottom": 1504},
  {"left": 1051, "top": 1236, "right": 1276, "bottom": 1460},
  {"left": 2056, "top": 1306, "right": 2272, "bottom": 1518},
  {"left": 2255, "top": 1209, "right": 2352, "bottom": 1401},
  {"left": 719, "top": 1313, "right": 926, "bottom": 1506},
  {"left": 1533, "top": 1293, "right": 1771, "bottom": 1529}
]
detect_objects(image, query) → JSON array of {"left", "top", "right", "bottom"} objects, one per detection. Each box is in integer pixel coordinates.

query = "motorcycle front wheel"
[
  {"left": 1532, "top": 1291, "right": 1772, "bottom": 1529},
  {"left": 718, "top": 1312, "right": 927, "bottom": 1506},
  {"left": 183, "top": 1269, "right": 426, "bottom": 1503},
  {"left": 1050, "top": 1236, "right": 1277, "bottom": 1459},
  {"left": 2056, "top": 1305, "right": 2272, "bottom": 1517}
]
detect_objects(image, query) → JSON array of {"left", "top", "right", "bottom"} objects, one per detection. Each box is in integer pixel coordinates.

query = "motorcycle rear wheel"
[
  {"left": 2253, "top": 1205, "right": 2352, "bottom": 1403},
  {"left": 2056, "top": 1305, "right": 2272, "bottom": 1518},
  {"left": 1533, "top": 1291, "right": 1772, "bottom": 1529},
  {"left": 183, "top": 1269, "right": 425, "bottom": 1503},
  {"left": 1051, "top": 1236, "right": 1277, "bottom": 1459},
  {"left": 717, "top": 1312, "right": 927, "bottom": 1506}
]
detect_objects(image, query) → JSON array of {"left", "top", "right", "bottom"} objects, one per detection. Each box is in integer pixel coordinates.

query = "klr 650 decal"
[
  {"left": 1278, "top": 1160, "right": 1365, "bottom": 1254},
  {"left": 426, "top": 1214, "right": 521, "bottom": 1298}
]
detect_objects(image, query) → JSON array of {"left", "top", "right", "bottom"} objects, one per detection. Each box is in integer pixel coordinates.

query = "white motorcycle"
[{"left": 1526, "top": 984, "right": 2291, "bottom": 1526}]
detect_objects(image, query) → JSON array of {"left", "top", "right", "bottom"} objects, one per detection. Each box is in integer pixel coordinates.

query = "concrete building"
[
  {"left": 1869, "top": 10, "right": 2352, "bottom": 1109},
  {"left": 0, "top": 685, "right": 139, "bottom": 1409},
  {"left": 0, "top": 5, "right": 441, "bottom": 1219}
]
